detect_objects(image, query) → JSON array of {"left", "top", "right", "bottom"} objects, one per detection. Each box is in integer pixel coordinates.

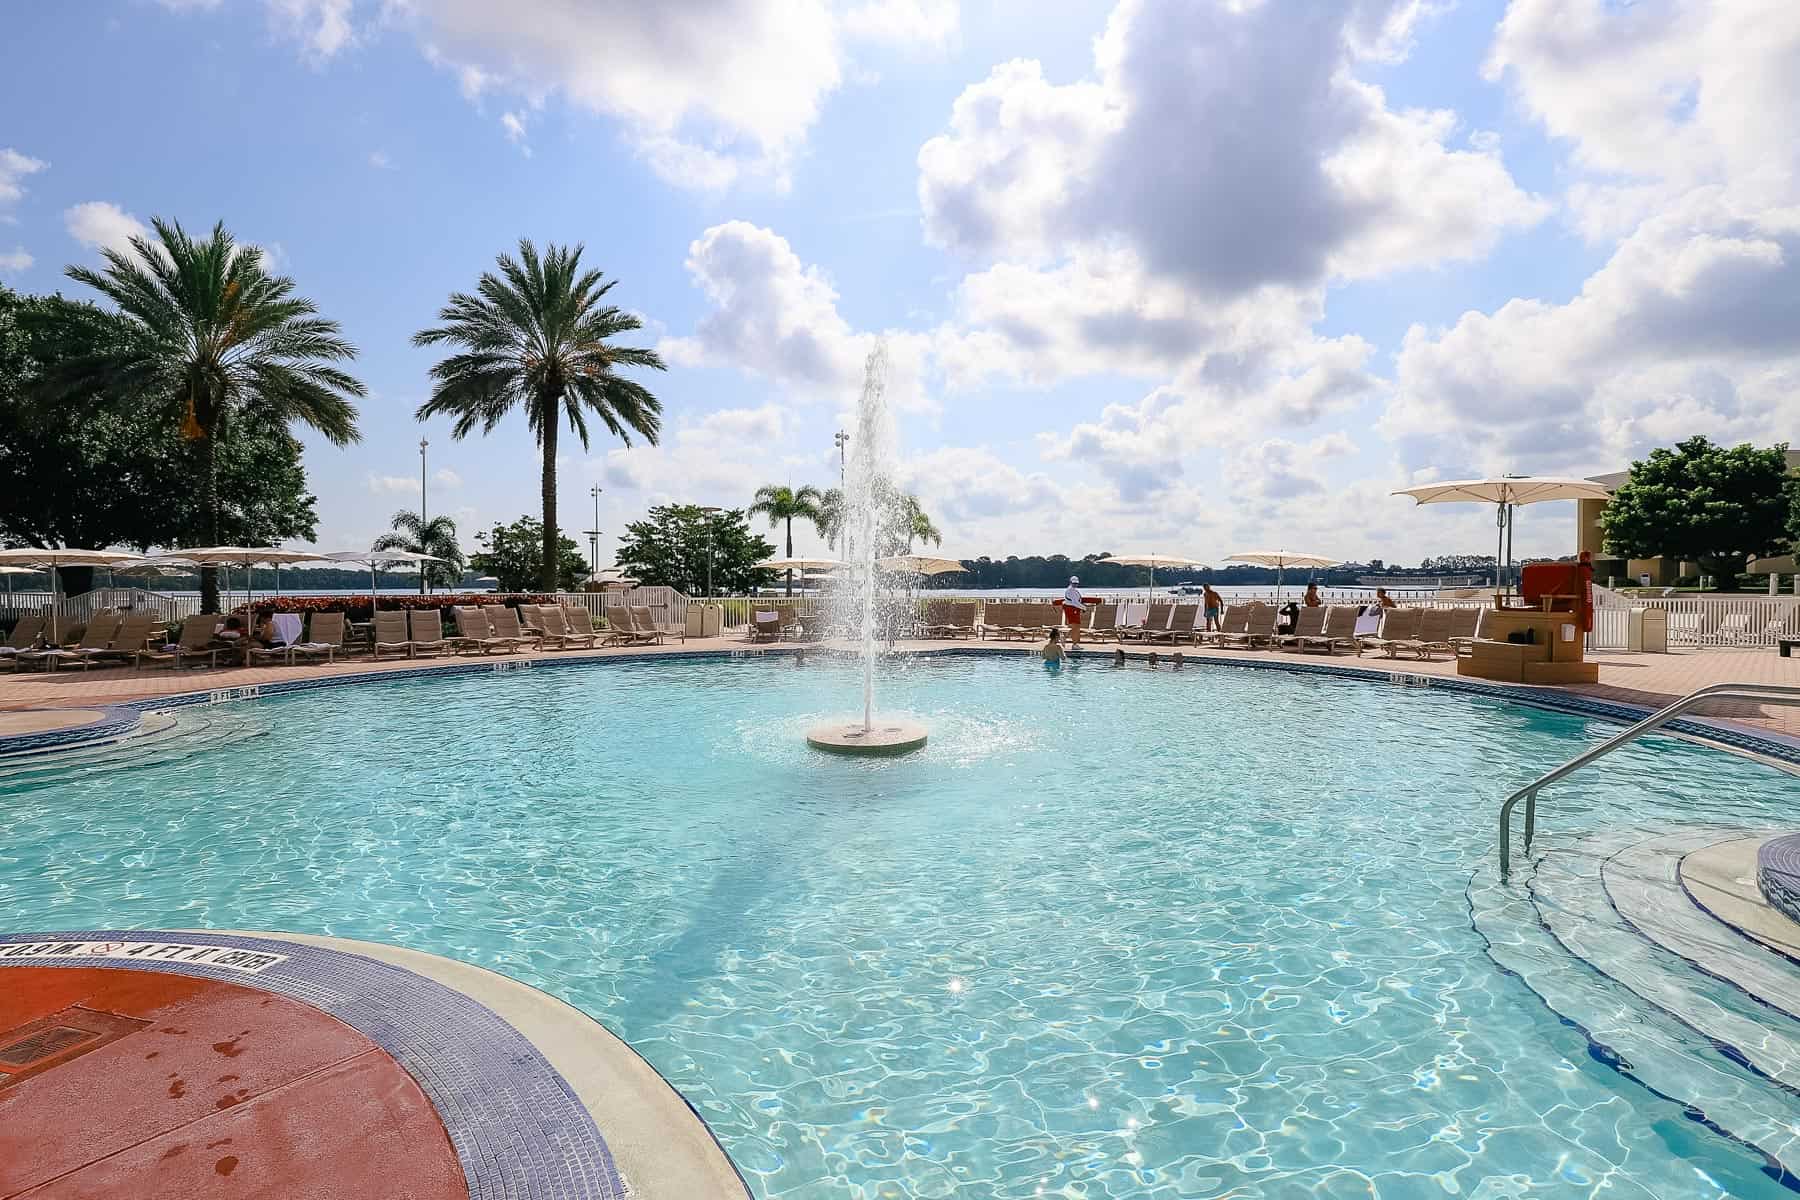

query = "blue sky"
[{"left": 3, "top": 0, "right": 1794, "bottom": 568}]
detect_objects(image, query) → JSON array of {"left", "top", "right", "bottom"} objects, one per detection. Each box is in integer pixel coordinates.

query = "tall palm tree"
[
  {"left": 372, "top": 509, "right": 466, "bottom": 594},
  {"left": 414, "top": 240, "right": 664, "bottom": 591},
  {"left": 889, "top": 493, "right": 942, "bottom": 554},
  {"left": 813, "top": 485, "right": 940, "bottom": 558},
  {"left": 748, "top": 483, "right": 823, "bottom": 595},
  {"left": 39, "top": 218, "right": 363, "bottom": 611}
]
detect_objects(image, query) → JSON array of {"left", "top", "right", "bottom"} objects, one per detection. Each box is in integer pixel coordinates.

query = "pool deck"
[
  {"left": 0, "top": 930, "right": 749, "bottom": 1200},
  {"left": 2, "top": 635, "right": 1797, "bottom": 743}
]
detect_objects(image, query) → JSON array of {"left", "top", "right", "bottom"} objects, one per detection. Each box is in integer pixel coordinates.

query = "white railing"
[
  {"left": 2, "top": 587, "right": 198, "bottom": 626},
  {"left": 552, "top": 587, "right": 689, "bottom": 633},
  {"left": 1590, "top": 585, "right": 1800, "bottom": 649}
]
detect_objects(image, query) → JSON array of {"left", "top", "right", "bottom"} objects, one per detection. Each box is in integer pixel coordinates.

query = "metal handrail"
[{"left": 1499, "top": 682, "right": 1800, "bottom": 877}]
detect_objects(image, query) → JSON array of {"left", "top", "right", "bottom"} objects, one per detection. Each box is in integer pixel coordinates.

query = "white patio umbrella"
[
  {"left": 1392, "top": 476, "right": 1613, "bottom": 591},
  {"left": 1096, "top": 554, "right": 1209, "bottom": 600},
  {"left": 322, "top": 549, "right": 444, "bottom": 608},
  {"left": 0, "top": 548, "right": 140, "bottom": 640},
  {"left": 0, "top": 565, "right": 43, "bottom": 606},
  {"left": 874, "top": 555, "right": 966, "bottom": 576},
  {"left": 755, "top": 557, "right": 845, "bottom": 572},
  {"left": 149, "top": 547, "right": 331, "bottom": 609},
  {"left": 1224, "top": 549, "right": 1340, "bottom": 602}
]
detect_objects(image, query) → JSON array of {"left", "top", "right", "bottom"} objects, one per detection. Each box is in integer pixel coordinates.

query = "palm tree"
[
  {"left": 748, "top": 484, "right": 823, "bottom": 595},
  {"left": 40, "top": 218, "right": 363, "bottom": 611},
  {"left": 813, "top": 485, "right": 940, "bottom": 558},
  {"left": 372, "top": 509, "right": 465, "bottom": 593},
  {"left": 414, "top": 240, "right": 664, "bottom": 591},
  {"left": 889, "top": 493, "right": 942, "bottom": 554}
]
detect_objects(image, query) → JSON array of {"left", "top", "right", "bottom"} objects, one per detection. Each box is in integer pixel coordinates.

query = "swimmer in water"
[
  {"left": 1112, "top": 648, "right": 1126, "bottom": 667},
  {"left": 1040, "top": 627, "right": 1066, "bottom": 667}
]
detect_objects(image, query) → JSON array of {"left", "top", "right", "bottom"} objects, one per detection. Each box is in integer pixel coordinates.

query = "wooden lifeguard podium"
[{"left": 1456, "top": 561, "right": 1599, "bottom": 685}]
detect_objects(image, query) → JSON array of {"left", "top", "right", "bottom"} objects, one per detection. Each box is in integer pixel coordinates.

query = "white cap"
[{"left": 1069, "top": 575, "right": 1079, "bottom": 584}]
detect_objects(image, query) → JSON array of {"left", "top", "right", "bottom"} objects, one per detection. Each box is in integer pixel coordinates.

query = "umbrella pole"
[{"left": 1505, "top": 504, "right": 1515, "bottom": 595}]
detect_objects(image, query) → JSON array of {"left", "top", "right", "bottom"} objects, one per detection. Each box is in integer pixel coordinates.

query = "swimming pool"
[{"left": 3, "top": 655, "right": 1797, "bottom": 1197}]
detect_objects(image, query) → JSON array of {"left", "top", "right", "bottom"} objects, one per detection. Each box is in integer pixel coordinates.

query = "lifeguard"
[{"left": 1060, "top": 575, "right": 1088, "bottom": 646}]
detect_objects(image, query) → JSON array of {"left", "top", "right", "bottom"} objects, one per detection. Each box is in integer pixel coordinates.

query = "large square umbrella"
[
  {"left": 1392, "top": 476, "right": 1612, "bottom": 592},
  {"left": 0, "top": 548, "right": 141, "bottom": 641},
  {"left": 1096, "top": 554, "right": 1208, "bottom": 601},
  {"left": 1223, "top": 550, "right": 1340, "bottom": 602}
]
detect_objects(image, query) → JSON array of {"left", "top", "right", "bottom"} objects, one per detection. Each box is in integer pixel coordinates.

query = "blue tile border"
[
  {"left": 1759, "top": 834, "right": 1800, "bottom": 928},
  {"left": 0, "top": 705, "right": 140, "bottom": 760},
  {"left": 0, "top": 929, "right": 625, "bottom": 1200}
]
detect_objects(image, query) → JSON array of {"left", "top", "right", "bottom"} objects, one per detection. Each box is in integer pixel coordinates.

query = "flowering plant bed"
[{"left": 249, "top": 594, "right": 554, "bottom": 620}]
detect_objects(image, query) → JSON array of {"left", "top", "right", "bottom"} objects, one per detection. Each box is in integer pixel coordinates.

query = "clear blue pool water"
[{"left": 3, "top": 655, "right": 1797, "bottom": 1198}]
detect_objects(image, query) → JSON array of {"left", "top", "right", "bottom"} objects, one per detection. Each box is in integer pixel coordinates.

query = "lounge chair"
[
  {"left": 539, "top": 605, "right": 597, "bottom": 650},
  {"left": 1703, "top": 613, "right": 1752, "bottom": 646},
  {"left": 372, "top": 610, "right": 416, "bottom": 659},
  {"left": 1119, "top": 603, "right": 1174, "bottom": 643},
  {"left": 1297, "top": 605, "right": 1359, "bottom": 654},
  {"left": 604, "top": 605, "right": 662, "bottom": 646},
  {"left": 135, "top": 613, "right": 225, "bottom": 670},
  {"left": 630, "top": 605, "right": 672, "bottom": 644},
  {"left": 451, "top": 606, "right": 519, "bottom": 655},
  {"left": 0, "top": 614, "right": 45, "bottom": 662},
  {"left": 408, "top": 609, "right": 450, "bottom": 657},
  {"left": 1148, "top": 603, "right": 1199, "bottom": 644},
  {"left": 1082, "top": 603, "right": 1118, "bottom": 643},
  {"left": 1446, "top": 607, "right": 1482, "bottom": 655},
  {"left": 20, "top": 612, "right": 123, "bottom": 672},
  {"left": 1217, "top": 603, "right": 1277, "bottom": 649},
  {"left": 1385, "top": 607, "right": 1455, "bottom": 660},
  {"left": 1274, "top": 605, "right": 1327, "bottom": 650},
  {"left": 1358, "top": 607, "right": 1421, "bottom": 657},
  {"left": 561, "top": 603, "right": 597, "bottom": 635},
  {"left": 85, "top": 611, "right": 160, "bottom": 665},
  {"left": 285, "top": 612, "right": 343, "bottom": 665},
  {"left": 1196, "top": 605, "right": 1246, "bottom": 647},
  {"left": 518, "top": 604, "right": 550, "bottom": 640},
  {"left": 486, "top": 605, "right": 539, "bottom": 648},
  {"left": 750, "top": 609, "right": 783, "bottom": 643}
]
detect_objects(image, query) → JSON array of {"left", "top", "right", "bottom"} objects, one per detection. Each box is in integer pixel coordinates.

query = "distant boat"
[{"left": 1356, "top": 574, "right": 1486, "bottom": 588}]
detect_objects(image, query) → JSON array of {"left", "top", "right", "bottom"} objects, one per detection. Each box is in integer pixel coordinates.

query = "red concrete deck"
[{"left": 0, "top": 967, "right": 466, "bottom": 1200}]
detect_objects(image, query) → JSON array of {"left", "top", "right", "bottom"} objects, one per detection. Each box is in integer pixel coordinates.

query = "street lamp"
[
  {"left": 419, "top": 437, "right": 430, "bottom": 594},
  {"left": 585, "top": 485, "right": 603, "bottom": 578},
  {"left": 699, "top": 505, "right": 722, "bottom": 598}
]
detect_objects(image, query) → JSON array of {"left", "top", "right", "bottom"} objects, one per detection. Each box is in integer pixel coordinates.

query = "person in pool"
[{"left": 1040, "top": 627, "right": 1066, "bottom": 666}]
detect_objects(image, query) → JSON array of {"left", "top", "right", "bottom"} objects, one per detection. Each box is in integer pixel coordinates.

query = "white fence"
[{"left": 1590, "top": 586, "right": 1800, "bottom": 649}]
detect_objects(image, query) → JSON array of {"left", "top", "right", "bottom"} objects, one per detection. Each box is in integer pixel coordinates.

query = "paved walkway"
[{"left": 2, "top": 636, "right": 1796, "bottom": 740}]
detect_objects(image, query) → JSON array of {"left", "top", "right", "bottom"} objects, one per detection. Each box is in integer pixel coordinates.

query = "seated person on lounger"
[
  {"left": 1375, "top": 587, "right": 1397, "bottom": 608},
  {"left": 1040, "top": 627, "right": 1065, "bottom": 666},
  {"left": 218, "top": 615, "right": 246, "bottom": 644},
  {"left": 1303, "top": 583, "right": 1322, "bottom": 607}
]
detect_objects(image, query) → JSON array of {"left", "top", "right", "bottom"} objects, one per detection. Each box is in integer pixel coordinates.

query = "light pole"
[
  {"left": 833, "top": 430, "right": 849, "bottom": 562},
  {"left": 418, "top": 437, "right": 430, "bottom": 594},
  {"left": 698, "top": 505, "right": 723, "bottom": 598},
  {"left": 585, "top": 485, "right": 603, "bottom": 579}
]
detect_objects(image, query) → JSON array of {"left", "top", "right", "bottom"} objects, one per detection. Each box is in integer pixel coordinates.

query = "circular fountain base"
[{"left": 806, "top": 719, "right": 928, "bottom": 756}]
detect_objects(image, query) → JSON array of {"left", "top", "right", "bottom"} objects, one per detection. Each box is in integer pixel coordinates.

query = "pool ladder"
[{"left": 1499, "top": 682, "right": 1800, "bottom": 878}]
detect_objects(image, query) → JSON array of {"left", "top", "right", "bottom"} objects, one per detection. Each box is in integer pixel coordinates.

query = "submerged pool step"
[
  {"left": 1470, "top": 847, "right": 1800, "bottom": 1171},
  {"left": 0, "top": 707, "right": 265, "bottom": 787},
  {"left": 1532, "top": 827, "right": 1800, "bottom": 1093}
]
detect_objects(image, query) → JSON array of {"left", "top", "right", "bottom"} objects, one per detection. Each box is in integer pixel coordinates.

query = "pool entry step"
[{"left": 1471, "top": 827, "right": 1800, "bottom": 1176}]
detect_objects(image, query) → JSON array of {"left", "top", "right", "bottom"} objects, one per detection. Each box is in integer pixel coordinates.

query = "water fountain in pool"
[{"left": 804, "top": 341, "right": 928, "bottom": 756}]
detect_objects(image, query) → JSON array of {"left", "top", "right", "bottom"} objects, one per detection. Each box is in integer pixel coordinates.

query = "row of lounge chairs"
[
  {"left": 903, "top": 599, "right": 1481, "bottom": 659},
  {"left": 0, "top": 602, "right": 670, "bottom": 672}
]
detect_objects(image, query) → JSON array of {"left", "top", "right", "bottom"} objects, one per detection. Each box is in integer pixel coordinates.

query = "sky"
[{"left": 2, "top": 0, "right": 1796, "bottom": 570}]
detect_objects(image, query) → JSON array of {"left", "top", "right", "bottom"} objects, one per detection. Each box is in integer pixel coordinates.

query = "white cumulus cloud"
[
  {"left": 0, "top": 148, "right": 48, "bottom": 212},
  {"left": 64, "top": 201, "right": 149, "bottom": 257}
]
